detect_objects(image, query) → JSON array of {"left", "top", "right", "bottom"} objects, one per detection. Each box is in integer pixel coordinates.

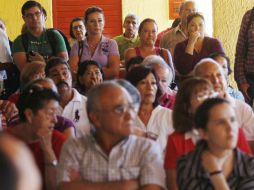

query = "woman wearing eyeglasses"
[
  {"left": 69, "top": 17, "right": 86, "bottom": 48},
  {"left": 126, "top": 65, "right": 173, "bottom": 152},
  {"left": 164, "top": 77, "right": 251, "bottom": 190},
  {"left": 69, "top": 6, "right": 120, "bottom": 79}
]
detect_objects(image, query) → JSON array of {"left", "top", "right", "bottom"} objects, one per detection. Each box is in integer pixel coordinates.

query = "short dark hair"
[
  {"left": 125, "top": 65, "right": 162, "bottom": 107},
  {"left": 208, "top": 51, "right": 232, "bottom": 75},
  {"left": 173, "top": 77, "right": 213, "bottom": 133},
  {"left": 45, "top": 57, "right": 70, "bottom": 76},
  {"left": 76, "top": 60, "right": 103, "bottom": 88},
  {"left": 125, "top": 56, "right": 144, "bottom": 72},
  {"left": 84, "top": 6, "right": 104, "bottom": 24},
  {"left": 187, "top": 12, "right": 204, "bottom": 26},
  {"left": 17, "top": 84, "right": 59, "bottom": 122},
  {"left": 195, "top": 97, "right": 229, "bottom": 130},
  {"left": 21, "top": 0, "right": 43, "bottom": 16},
  {"left": 69, "top": 17, "right": 84, "bottom": 39},
  {"left": 138, "top": 18, "right": 158, "bottom": 34}
]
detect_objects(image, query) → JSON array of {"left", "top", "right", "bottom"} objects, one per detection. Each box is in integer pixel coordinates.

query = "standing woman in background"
[
  {"left": 69, "top": 6, "right": 120, "bottom": 79},
  {"left": 68, "top": 17, "right": 86, "bottom": 48}
]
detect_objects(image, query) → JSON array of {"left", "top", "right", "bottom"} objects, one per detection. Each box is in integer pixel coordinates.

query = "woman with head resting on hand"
[
  {"left": 174, "top": 12, "right": 224, "bottom": 81},
  {"left": 164, "top": 77, "right": 251, "bottom": 190},
  {"left": 177, "top": 97, "right": 254, "bottom": 190}
]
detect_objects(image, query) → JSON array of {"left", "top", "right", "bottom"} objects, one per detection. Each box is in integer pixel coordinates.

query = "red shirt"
[{"left": 164, "top": 128, "right": 252, "bottom": 169}]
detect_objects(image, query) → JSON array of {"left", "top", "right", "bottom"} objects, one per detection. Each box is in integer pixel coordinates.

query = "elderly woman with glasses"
[
  {"left": 68, "top": 17, "right": 86, "bottom": 48},
  {"left": 164, "top": 77, "right": 251, "bottom": 190}
]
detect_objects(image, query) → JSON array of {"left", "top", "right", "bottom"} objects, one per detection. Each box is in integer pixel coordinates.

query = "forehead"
[
  {"left": 87, "top": 12, "right": 104, "bottom": 19},
  {"left": 72, "top": 20, "right": 84, "bottom": 26},
  {"left": 198, "top": 62, "right": 221, "bottom": 75},
  {"left": 124, "top": 17, "right": 138, "bottom": 23},
  {"left": 100, "top": 86, "right": 131, "bottom": 106},
  {"left": 184, "top": 2, "right": 196, "bottom": 10},
  {"left": 189, "top": 16, "right": 204, "bottom": 23},
  {"left": 86, "top": 64, "right": 100, "bottom": 71},
  {"left": 209, "top": 103, "right": 234, "bottom": 119},
  {"left": 49, "top": 64, "right": 69, "bottom": 73},
  {"left": 24, "top": 6, "right": 41, "bottom": 14}
]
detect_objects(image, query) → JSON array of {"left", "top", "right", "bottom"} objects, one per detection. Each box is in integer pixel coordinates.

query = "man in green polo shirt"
[
  {"left": 114, "top": 13, "right": 140, "bottom": 61},
  {"left": 12, "top": 0, "right": 68, "bottom": 71}
]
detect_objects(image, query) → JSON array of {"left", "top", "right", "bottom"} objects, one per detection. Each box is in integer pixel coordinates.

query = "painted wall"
[
  {"left": 213, "top": 0, "right": 253, "bottom": 85},
  {"left": 1, "top": 0, "right": 53, "bottom": 41},
  {"left": 122, "top": 0, "right": 173, "bottom": 33}
]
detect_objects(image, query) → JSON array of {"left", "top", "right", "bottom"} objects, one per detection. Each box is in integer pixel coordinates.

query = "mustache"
[{"left": 56, "top": 80, "right": 69, "bottom": 87}]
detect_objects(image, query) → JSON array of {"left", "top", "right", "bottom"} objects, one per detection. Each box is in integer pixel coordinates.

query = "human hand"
[
  {"left": 238, "top": 82, "right": 250, "bottom": 102},
  {"left": 188, "top": 31, "right": 200, "bottom": 44},
  {"left": 122, "top": 179, "right": 139, "bottom": 190},
  {"left": 90, "top": 76, "right": 103, "bottom": 86},
  {"left": 37, "top": 126, "right": 53, "bottom": 151},
  {"left": 0, "top": 100, "right": 18, "bottom": 121},
  {"left": 29, "top": 51, "right": 45, "bottom": 62}
]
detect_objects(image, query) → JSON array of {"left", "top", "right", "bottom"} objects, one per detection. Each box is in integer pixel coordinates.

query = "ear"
[
  {"left": 24, "top": 109, "right": 34, "bottom": 124},
  {"left": 198, "top": 128, "right": 208, "bottom": 141},
  {"left": 88, "top": 112, "right": 101, "bottom": 129}
]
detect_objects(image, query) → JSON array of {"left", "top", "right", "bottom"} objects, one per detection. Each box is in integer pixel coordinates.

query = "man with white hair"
[
  {"left": 194, "top": 58, "right": 254, "bottom": 152},
  {"left": 114, "top": 13, "right": 140, "bottom": 61}
]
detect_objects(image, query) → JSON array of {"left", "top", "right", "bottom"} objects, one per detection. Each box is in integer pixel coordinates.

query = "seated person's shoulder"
[{"left": 12, "top": 35, "right": 25, "bottom": 53}]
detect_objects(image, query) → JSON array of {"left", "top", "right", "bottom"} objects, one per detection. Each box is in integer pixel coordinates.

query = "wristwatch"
[{"left": 45, "top": 160, "right": 58, "bottom": 167}]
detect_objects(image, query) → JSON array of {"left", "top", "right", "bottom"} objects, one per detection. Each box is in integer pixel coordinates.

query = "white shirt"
[
  {"left": 0, "top": 29, "right": 12, "bottom": 63},
  {"left": 134, "top": 105, "right": 174, "bottom": 151},
  {"left": 60, "top": 88, "right": 90, "bottom": 137}
]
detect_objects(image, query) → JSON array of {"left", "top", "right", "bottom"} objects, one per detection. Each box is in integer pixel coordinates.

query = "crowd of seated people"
[{"left": 2, "top": 0, "right": 254, "bottom": 190}]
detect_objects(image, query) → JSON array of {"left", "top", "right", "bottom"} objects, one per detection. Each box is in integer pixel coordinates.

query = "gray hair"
[
  {"left": 179, "top": 1, "right": 196, "bottom": 13},
  {"left": 193, "top": 58, "right": 223, "bottom": 76},
  {"left": 142, "top": 55, "right": 174, "bottom": 82},
  {"left": 124, "top": 13, "right": 140, "bottom": 25}
]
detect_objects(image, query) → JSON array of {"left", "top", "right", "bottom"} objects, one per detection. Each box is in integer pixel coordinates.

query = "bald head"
[{"left": 194, "top": 58, "right": 227, "bottom": 96}]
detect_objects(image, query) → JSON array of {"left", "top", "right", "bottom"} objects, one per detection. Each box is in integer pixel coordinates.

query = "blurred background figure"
[
  {"left": 69, "top": 17, "right": 86, "bottom": 48},
  {"left": 0, "top": 132, "right": 41, "bottom": 190}
]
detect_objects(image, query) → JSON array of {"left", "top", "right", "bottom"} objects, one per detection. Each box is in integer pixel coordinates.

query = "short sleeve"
[
  {"left": 51, "top": 30, "right": 67, "bottom": 53},
  {"left": 108, "top": 39, "right": 120, "bottom": 56},
  {"left": 12, "top": 35, "right": 25, "bottom": 53}
]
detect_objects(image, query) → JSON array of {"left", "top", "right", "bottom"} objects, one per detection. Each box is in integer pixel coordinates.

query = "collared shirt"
[
  {"left": 114, "top": 34, "right": 140, "bottom": 60},
  {"left": 159, "top": 24, "right": 187, "bottom": 57},
  {"left": 0, "top": 29, "right": 12, "bottom": 63},
  {"left": 177, "top": 140, "right": 254, "bottom": 190},
  {"left": 70, "top": 35, "right": 119, "bottom": 68},
  {"left": 227, "top": 86, "right": 245, "bottom": 102},
  {"left": 60, "top": 88, "right": 89, "bottom": 137},
  {"left": 235, "top": 9, "right": 254, "bottom": 84},
  {"left": 225, "top": 93, "right": 254, "bottom": 141},
  {"left": 133, "top": 105, "right": 173, "bottom": 151},
  {"left": 57, "top": 134, "right": 166, "bottom": 189}
]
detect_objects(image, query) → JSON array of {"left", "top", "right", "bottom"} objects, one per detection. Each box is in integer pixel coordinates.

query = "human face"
[
  {"left": 93, "top": 86, "right": 137, "bottom": 141},
  {"left": 139, "top": 21, "right": 158, "bottom": 46},
  {"left": 180, "top": 2, "right": 196, "bottom": 24},
  {"left": 189, "top": 86, "right": 216, "bottom": 114},
  {"left": 188, "top": 16, "right": 205, "bottom": 37},
  {"left": 23, "top": 6, "right": 44, "bottom": 30},
  {"left": 72, "top": 20, "right": 86, "bottom": 41},
  {"left": 79, "top": 65, "right": 103, "bottom": 90},
  {"left": 29, "top": 68, "right": 45, "bottom": 82},
  {"left": 203, "top": 103, "right": 238, "bottom": 151},
  {"left": 123, "top": 17, "right": 139, "bottom": 38},
  {"left": 30, "top": 100, "right": 59, "bottom": 136},
  {"left": 136, "top": 73, "right": 158, "bottom": 105},
  {"left": 214, "top": 56, "right": 228, "bottom": 76},
  {"left": 85, "top": 12, "right": 104, "bottom": 35},
  {"left": 196, "top": 62, "right": 227, "bottom": 97},
  {"left": 153, "top": 65, "right": 172, "bottom": 94},
  {"left": 48, "top": 64, "right": 72, "bottom": 95}
]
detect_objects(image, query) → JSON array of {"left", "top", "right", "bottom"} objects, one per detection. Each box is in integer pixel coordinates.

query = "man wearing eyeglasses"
[
  {"left": 57, "top": 81, "right": 166, "bottom": 190},
  {"left": 12, "top": 0, "right": 68, "bottom": 72},
  {"left": 194, "top": 58, "right": 254, "bottom": 153}
]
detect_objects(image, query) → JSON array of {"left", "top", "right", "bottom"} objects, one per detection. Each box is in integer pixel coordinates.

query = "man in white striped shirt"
[{"left": 57, "top": 81, "right": 166, "bottom": 190}]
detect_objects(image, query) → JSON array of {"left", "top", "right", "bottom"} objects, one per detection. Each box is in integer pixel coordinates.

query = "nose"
[
  {"left": 146, "top": 82, "right": 153, "bottom": 89},
  {"left": 211, "top": 74, "right": 219, "bottom": 85}
]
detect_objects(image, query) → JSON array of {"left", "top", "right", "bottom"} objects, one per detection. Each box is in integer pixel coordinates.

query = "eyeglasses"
[
  {"left": 72, "top": 25, "right": 84, "bottom": 31},
  {"left": 98, "top": 103, "right": 137, "bottom": 116},
  {"left": 25, "top": 11, "right": 42, "bottom": 19}
]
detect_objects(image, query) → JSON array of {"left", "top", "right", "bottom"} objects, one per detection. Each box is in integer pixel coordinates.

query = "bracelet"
[{"left": 209, "top": 170, "right": 222, "bottom": 176}]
